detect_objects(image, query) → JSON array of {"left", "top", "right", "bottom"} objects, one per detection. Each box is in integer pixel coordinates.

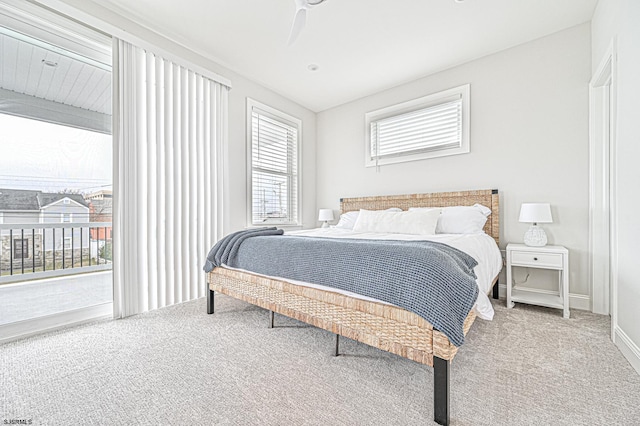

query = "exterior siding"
[
  {"left": 42, "top": 200, "right": 90, "bottom": 250},
  {"left": 1, "top": 212, "right": 40, "bottom": 225}
]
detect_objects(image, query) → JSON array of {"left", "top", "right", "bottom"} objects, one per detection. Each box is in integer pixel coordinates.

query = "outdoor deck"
[{"left": 0, "top": 271, "right": 112, "bottom": 325}]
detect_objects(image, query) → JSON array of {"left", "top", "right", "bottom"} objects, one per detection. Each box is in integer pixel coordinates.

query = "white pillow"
[
  {"left": 334, "top": 211, "right": 359, "bottom": 229},
  {"left": 352, "top": 208, "right": 441, "bottom": 235},
  {"left": 410, "top": 203, "right": 490, "bottom": 234},
  {"left": 334, "top": 208, "right": 402, "bottom": 230}
]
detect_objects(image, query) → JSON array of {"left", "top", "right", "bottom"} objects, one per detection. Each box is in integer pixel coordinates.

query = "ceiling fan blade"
[{"left": 287, "top": 6, "right": 307, "bottom": 45}]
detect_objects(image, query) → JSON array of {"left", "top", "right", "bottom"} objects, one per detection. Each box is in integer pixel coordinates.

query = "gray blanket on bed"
[{"left": 203, "top": 228, "right": 479, "bottom": 346}]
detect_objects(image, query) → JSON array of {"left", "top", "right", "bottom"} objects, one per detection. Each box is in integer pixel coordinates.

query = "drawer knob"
[{"left": 533, "top": 257, "right": 538, "bottom": 261}]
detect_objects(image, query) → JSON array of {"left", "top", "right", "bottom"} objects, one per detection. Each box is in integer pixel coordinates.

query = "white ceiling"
[
  {"left": 0, "top": 32, "right": 111, "bottom": 115},
  {"left": 97, "top": 0, "right": 598, "bottom": 112}
]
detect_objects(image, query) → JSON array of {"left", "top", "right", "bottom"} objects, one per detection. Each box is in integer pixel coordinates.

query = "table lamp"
[
  {"left": 318, "top": 209, "right": 334, "bottom": 228},
  {"left": 519, "top": 203, "right": 553, "bottom": 246}
]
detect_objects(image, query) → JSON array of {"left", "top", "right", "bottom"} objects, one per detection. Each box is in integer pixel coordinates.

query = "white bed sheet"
[{"left": 224, "top": 228, "right": 502, "bottom": 321}]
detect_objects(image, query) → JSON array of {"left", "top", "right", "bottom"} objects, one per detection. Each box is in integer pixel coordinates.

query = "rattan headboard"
[{"left": 340, "top": 189, "right": 500, "bottom": 245}]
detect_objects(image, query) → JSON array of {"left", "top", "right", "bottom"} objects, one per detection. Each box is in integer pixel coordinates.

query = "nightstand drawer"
[{"left": 510, "top": 251, "right": 563, "bottom": 268}]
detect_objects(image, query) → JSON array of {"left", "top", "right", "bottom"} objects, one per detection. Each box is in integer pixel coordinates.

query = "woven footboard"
[{"left": 208, "top": 267, "right": 476, "bottom": 365}]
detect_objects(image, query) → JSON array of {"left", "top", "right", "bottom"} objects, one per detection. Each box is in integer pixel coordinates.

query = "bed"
[{"left": 206, "top": 189, "right": 501, "bottom": 425}]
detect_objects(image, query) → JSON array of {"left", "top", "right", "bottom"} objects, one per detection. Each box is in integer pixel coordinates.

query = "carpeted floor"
[{"left": 1, "top": 295, "right": 639, "bottom": 425}]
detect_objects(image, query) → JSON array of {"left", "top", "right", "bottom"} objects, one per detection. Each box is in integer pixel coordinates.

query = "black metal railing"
[{"left": 0, "top": 222, "right": 112, "bottom": 284}]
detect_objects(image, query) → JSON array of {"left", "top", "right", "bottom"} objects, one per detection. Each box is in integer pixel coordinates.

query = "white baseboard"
[
  {"left": 0, "top": 303, "right": 112, "bottom": 344},
  {"left": 497, "top": 284, "right": 591, "bottom": 311},
  {"left": 567, "top": 292, "right": 591, "bottom": 311},
  {"left": 614, "top": 326, "right": 640, "bottom": 375}
]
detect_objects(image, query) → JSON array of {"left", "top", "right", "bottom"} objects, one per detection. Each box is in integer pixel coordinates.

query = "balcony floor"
[{"left": 0, "top": 271, "right": 112, "bottom": 325}]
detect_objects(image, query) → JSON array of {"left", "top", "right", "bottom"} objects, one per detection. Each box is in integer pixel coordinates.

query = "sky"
[{"left": 0, "top": 114, "right": 112, "bottom": 194}]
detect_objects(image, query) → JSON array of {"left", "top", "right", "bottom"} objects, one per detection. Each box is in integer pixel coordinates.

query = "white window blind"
[
  {"left": 366, "top": 84, "right": 470, "bottom": 166},
  {"left": 249, "top": 101, "right": 300, "bottom": 226},
  {"left": 372, "top": 99, "right": 462, "bottom": 158}
]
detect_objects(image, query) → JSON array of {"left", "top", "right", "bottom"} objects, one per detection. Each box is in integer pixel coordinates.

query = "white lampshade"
[
  {"left": 318, "top": 209, "right": 334, "bottom": 222},
  {"left": 519, "top": 203, "right": 553, "bottom": 224}
]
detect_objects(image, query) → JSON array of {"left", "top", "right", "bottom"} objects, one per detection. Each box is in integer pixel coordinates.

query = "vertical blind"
[
  {"left": 251, "top": 107, "right": 298, "bottom": 225},
  {"left": 371, "top": 98, "right": 462, "bottom": 160},
  {"left": 113, "top": 39, "right": 228, "bottom": 318}
]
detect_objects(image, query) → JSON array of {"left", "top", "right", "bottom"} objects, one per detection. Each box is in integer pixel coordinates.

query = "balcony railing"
[{"left": 0, "top": 222, "right": 112, "bottom": 285}]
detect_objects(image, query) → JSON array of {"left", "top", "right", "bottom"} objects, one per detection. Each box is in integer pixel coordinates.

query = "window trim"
[
  {"left": 364, "top": 84, "right": 470, "bottom": 167},
  {"left": 246, "top": 98, "right": 302, "bottom": 228},
  {"left": 13, "top": 238, "right": 29, "bottom": 259}
]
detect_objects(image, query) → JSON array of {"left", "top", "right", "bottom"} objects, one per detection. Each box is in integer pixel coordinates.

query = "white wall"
[
  {"left": 36, "top": 0, "right": 317, "bottom": 235},
  {"left": 592, "top": 0, "right": 640, "bottom": 374},
  {"left": 317, "top": 24, "right": 591, "bottom": 303}
]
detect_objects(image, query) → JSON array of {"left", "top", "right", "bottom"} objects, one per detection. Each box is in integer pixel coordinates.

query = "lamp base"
[
  {"left": 321, "top": 221, "right": 329, "bottom": 228},
  {"left": 524, "top": 224, "right": 547, "bottom": 247}
]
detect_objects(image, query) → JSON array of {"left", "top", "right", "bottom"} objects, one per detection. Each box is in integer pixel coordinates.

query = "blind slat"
[
  {"left": 380, "top": 133, "right": 461, "bottom": 150},
  {"left": 378, "top": 122, "right": 460, "bottom": 141}
]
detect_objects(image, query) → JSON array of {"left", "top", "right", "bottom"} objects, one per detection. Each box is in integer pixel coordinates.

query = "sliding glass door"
[{"left": 0, "top": 2, "right": 113, "bottom": 339}]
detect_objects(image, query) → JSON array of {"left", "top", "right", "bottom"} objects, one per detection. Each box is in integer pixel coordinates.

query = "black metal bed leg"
[
  {"left": 433, "top": 356, "right": 450, "bottom": 426},
  {"left": 492, "top": 280, "right": 499, "bottom": 300},
  {"left": 269, "top": 311, "right": 274, "bottom": 329},
  {"left": 207, "top": 289, "right": 215, "bottom": 314},
  {"left": 334, "top": 334, "right": 339, "bottom": 357}
]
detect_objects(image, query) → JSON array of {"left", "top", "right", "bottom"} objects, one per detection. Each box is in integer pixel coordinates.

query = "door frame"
[{"left": 588, "top": 39, "right": 617, "bottom": 337}]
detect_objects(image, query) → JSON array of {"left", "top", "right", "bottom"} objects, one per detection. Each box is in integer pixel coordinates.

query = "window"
[
  {"left": 13, "top": 239, "right": 28, "bottom": 259},
  {"left": 248, "top": 99, "right": 301, "bottom": 226},
  {"left": 365, "top": 84, "right": 470, "bottom": 167},
  {"left": 64, "top": 237, "right": 72, "bottom": 250},
  {"left": 63, "top": 199, "right": 70, "bottom": 205},
  {"left": 62, "top": 213, "right": 72, "bottom": 223}
]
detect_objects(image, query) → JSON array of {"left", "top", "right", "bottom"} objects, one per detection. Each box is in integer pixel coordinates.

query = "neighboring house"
[
  {"left": 88, "top": 198, "right": 112, "bottom": 241},
  {"left": 85, "top": 190, "right": 112, "bottom": 201},
  {"left": 0, "top": 188, "right": 90, "bottom": 271},
  {"left": 39, "top": 192, "right": 90, "bottom": 252}
]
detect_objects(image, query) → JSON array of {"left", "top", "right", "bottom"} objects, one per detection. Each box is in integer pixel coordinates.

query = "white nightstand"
[{"left": 506, "top": 243, "right": 570, "bottom": 319}]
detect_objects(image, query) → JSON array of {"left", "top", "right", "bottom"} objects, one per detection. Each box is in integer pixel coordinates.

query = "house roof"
[
  {"left": 0, "top": 188, "right": 88, "bottom": 211},
  {"left": 39, "top": 192, "right": 88, "bottom": 209},
  {"left": 0, "top": 188, "right": 40, "bottom": 211}
]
